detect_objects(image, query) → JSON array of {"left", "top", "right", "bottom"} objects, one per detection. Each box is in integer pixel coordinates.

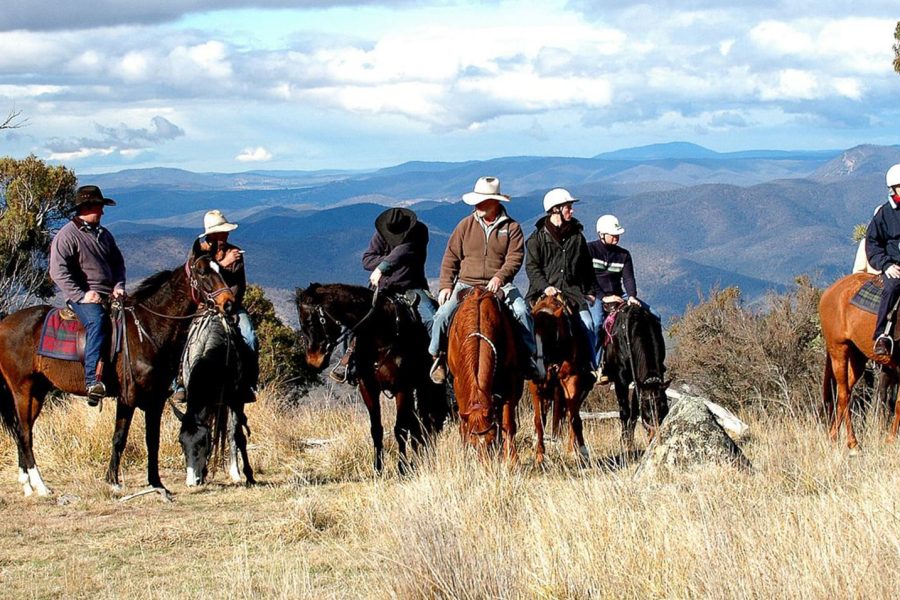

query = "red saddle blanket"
[{"left": 37, "top": 308, "right": 83, "bottom": 361}]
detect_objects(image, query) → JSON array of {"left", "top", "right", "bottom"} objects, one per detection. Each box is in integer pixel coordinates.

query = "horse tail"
[
  {"left": 821, "top": 352, "right": 835, "bottom": 423},
  {"left": 0, "top": 374, "right": 19, "bottom": 438}
]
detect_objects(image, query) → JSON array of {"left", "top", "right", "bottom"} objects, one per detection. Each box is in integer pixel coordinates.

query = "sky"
[{"left": 1, "top": 0, "right": 898, "bottom": 174}]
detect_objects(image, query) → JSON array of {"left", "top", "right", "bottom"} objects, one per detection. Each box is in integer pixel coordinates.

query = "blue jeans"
[
  {"left": 410, "top": 289, "right": 436, "bottom": 334},
  {"left": 236, "top": 308, "right": 258, "bottom": 353},
  {"left": 578, "top": 307, "right": 598, "bottom": 370},
  {"left": 429, "top": 282, "right": 536, "bottom": 357},
  {"left": 68, "top": 301, "right": 109, "bottom": 388}
]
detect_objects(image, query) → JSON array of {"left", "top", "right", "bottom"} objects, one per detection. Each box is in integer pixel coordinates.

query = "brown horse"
[
  {"left": 529, "top": 295, "right": 593, "bottom": 465},
  {"left": 447, "top": 287, "right": 523, "bottom": 460},
  {"left": 0, "top": 244, "right": 235, "bottom": 496},
  {"left": 296, "top": 283, "right": 448, "bottom": 474},
  {"left": 819, "top": 273, "right": 900, "bottom": 450}
]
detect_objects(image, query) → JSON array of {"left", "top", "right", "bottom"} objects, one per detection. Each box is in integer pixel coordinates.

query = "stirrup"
[{"left": 329, "top": 363, "right": 349, "bottom": 384}]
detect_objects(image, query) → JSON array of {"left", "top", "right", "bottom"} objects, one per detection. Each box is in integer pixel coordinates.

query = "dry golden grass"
[{"left": 1, "top": 384, "right": 899, "bottom": 599}]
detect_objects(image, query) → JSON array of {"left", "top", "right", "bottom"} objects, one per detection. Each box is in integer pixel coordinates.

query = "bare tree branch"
[{"left": 1, "top": 109, "right": 27, "bottom": 130}]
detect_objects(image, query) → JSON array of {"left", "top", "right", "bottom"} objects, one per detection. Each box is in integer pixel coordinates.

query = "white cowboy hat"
[
  {"left": 201, "top": 210, "right": 238, "bottom": 237},
  {"left": 462, "top": 176, "right": 510, "bottom": 205}
]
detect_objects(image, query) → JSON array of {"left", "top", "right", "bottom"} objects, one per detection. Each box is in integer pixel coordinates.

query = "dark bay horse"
[
  {"left": 447, "top": 287, "right": 523, "bottom": 460},
  {"left": 530, "top": 295, "right": 593, "bottom": 465},
  {"left": 171, "top": 311, "right": 255, "bottom": 487},
  {"left": 296, "top": 283, "right": 448, "bottom": 474},
  {"left": 604, "top": 302, "right": 669, "bottom": 450},
  {"left": 820, "top": 273, "right": 900, "bottom": 450},
  {"left": 0, "top": 247, "right": 235, "bottom": 496}
]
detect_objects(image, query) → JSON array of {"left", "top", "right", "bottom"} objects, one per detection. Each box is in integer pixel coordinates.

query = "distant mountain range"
[{"left": 87, "top": 142, "right": 900, "bottom": 324}]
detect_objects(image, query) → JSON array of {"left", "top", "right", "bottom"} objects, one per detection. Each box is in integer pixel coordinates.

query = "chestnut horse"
[
  {"left": 529, "top": 295, "right": 593, "bottom": 465},
  {"left": 819, "top": 273, "right": 900, "bottom": 450},
  {"left": 296, "top": 283, "right": 448, "bottom": 474},
  {"left": 447, "top": 287, "right": 523, "bottom": 460},
  {"left": 604, "top": 302, "right": 670, "bottom": 450},
  {"left": 0, "top": 245, "right": 235, "bottom": 497}
]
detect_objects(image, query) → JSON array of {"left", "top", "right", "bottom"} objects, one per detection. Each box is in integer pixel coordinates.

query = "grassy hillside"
[{"left": 1, "top": 385, "right": 898, "bottom": 599}]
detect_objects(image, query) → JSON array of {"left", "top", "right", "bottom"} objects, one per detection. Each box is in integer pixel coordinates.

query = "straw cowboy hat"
[
  {"left": 462, "top": 176, "right": 510, "bottom": 205},
  {"left": 375, "top": 207, "right": 418, "bottom": 247},
  {"left": 201, "top": 210, "right": 239, "bottom": 237},
  {"left": 74, "top": 185, "right": 116, "bottom": 208}
]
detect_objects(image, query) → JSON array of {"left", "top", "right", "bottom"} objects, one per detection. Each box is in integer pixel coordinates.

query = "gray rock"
[{"left": 637, "top": 395, "right": 751, "bottom": 478}]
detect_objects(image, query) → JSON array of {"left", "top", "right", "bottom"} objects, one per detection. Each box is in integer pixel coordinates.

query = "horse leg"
[
  {"left": 143, "top": 400, "right": 166, "bottom": 490},
  {"left": 615, "top": 381, "right": 636, "bottom": 451},
  {"left": 358, "top": 376, "right": 384, "bottom": 473},
  {"left": 530, "top": 382, "right": 546, "bottom": 465},
  {"left": 562, "top": 375, "right": 590, "bottom": 464},
  {"left": 229, "top": 407, "right": 255, "bottom": 485},
  {"left": 105, "top": 401, "right": 135, "bottom": 489},
  {"left": 550, "top": 386, "right": 564, "bottom": 440},
  {"left": 393, "top": 389, "right": 415, "bottom": 475},
  {"left": 11, "top": 383, "right": 51, "bottom": 496},
  {"left": 502, "top": 400, "right": 518, "bottom": 463},
  {"left": 829, "top": 349, "right": 864, "bottom": 450}
]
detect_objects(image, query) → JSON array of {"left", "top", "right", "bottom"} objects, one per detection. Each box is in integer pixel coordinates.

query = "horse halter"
[{"left": 185, "top": 256, "right": 233, "bottom": 307}]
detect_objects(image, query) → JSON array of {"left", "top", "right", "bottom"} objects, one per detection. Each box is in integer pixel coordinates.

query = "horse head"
[
  {"left": 188, "top": 239, "right": 237, "bottom": 317},
  {"left": 172, "top": 403, "right": 213, "bottom": 486},
  {"left": 295, "top": 283, "right": 348, "bottom": 371}
]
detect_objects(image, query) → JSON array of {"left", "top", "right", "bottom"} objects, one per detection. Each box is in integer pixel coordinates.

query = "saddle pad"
[
  {"left": 849, "top": 279, "right": 882, "bottom": 315},
  {"left": 37, "top": 308, "right": 83, "bottom": 361}
]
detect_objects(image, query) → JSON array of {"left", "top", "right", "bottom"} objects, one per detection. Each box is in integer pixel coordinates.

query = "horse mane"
[
  {"left": 618, "top": 304, "right": 666, "bottom": 381},
  {"left": 296, "top": 282, "right": 372, "bottom": 307},
  {"left": 128, "top": 267, "right": 181, "bottom": 305}
]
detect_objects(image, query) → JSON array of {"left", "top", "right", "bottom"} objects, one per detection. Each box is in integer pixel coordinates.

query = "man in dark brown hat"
[
  {"left": 49, "top": 185, "right": 126, "bottom": 405},
  {"left": 330, "top": 207, "right": 435, "bottom": 382}
]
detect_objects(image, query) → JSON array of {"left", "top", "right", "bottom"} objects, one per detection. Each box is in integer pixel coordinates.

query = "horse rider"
[
  {"left": 587, "top": 214, "right": 651, "bottom": 384},
  {"left": 428, "top": 176, "right": 544, "bottom": 384},
  {"left": 866, "top": 163, "right": 900, "bottom": 356},
  {"left": 331, "top": 207, "right": 436, "bottom": 382},
  {"left": 194, "top": 210, "right": 259, "bottom": 399},
  {"left": 49, "top": 185, "right": 126, "bottom": 406},
  {"left": 525, "top": 188, "right": 598, "bottom": 374}
]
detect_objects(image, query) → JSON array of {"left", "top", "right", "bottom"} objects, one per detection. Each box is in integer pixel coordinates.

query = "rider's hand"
[
  {"left": 602, "top": 294, "right": 623, "bottom": 304},
  {"left": 82, "top": 290, "right": 102, "bottom": 304},
  {"left": 544, "top": 286, "right": 560, "bottom": 297},
  {"left": 627, "top": 296, "right": 641, "bottom": 306},
  {"left": 112, "top": 287, "right": 126, "bottom": 300},
  {"left": 369, "top": 268, "right": 383, "bottom": 288},
  {"left": 438, "top": 288, "right": 452, "bottom": 305},
  {"left": 886, "top": 264, "right": 900, "bottom": 279},
  {"left": 219, "top": 248, "right": 241, "bottom": 268},
  {"left": 486, "top": 276, "right": 502, "bottom": 294}
]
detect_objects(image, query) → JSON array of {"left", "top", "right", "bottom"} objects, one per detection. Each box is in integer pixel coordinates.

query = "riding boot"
[
  {"left": 429, "top": 354, "right": 447, "bottom": 385},
  {"left": 86, "top": 381, "right": 106, "bottom": 407},
  {"left": 170, "top": 373, "right": 186, "bottom": 404},
  {"left": 874, "top": 335, "right": 893, "bottom": 357},
  {"left": 523, "top": 354, "right": 546, "bottom": 383}
]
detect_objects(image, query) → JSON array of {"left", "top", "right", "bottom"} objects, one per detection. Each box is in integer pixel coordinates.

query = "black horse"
[
  {"left": 0, "top": 242, "right": 235, "bottom": 496},
  {"left": 604, "top": 302, "right": 670, "bottom": 449},
  {"left": 172, "top": 311, "right": 255, "bottom": 487},
  {"left": 296, "top": 283, "right": 448, "bottom": 474}
]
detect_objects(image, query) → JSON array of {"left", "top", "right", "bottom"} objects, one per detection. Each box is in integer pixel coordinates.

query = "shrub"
[
  {"left": 243, "top": 284, "right": 318, "bottom": 393},
  {"left": 668, "top": 276, "right": 823, "bottom": 411}
]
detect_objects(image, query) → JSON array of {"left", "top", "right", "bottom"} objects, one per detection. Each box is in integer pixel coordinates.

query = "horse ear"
[{"left": 171, "top": 402, "right": 186, "bottom": 422}]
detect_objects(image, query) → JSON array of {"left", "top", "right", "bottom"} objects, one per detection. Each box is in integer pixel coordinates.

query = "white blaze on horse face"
[
  {"left": 185, "top": 467, "right": 200, "bottom": 487},
  {"left": 28, "top": 467, "right": 50, "bottom": 496}
]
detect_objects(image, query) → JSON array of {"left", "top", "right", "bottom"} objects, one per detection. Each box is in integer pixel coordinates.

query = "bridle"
[
  {"left": 185, "top": 257, "right": 233, "bottom": 308},
  {"left": 299, "top": 290, "right": 382, "bottom": 355}
]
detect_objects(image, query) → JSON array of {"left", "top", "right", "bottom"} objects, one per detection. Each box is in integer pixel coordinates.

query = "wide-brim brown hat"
[
  {"left": 376, "top": 207, "right": 418, "bottom": 246},
  {"left": 74, "top": 185, "right": 116, "bottom": 207},
  {"left": 462, "top": 176, "right": 510, "bottom": 205}
]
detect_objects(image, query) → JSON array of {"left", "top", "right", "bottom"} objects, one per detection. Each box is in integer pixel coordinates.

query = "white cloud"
[{"left": 235, "top": 146, "right": 273, "bottom": 162}]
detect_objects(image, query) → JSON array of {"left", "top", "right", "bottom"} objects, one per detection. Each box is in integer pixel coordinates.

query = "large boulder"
[{"left": 637, "top": 395, "right": 751, "bottom": 478}]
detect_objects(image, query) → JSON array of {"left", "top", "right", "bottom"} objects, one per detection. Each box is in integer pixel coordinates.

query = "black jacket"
[
  {"left": 525, "top": 217, "right": 594, "bottom": 309},
  {"left": 587, "top": 240, "right": 637, "bottom": 298},
  {"left": 362, "top": 221, "right": 430, "bottom": 293},
  {"left": 866, "top": 198, "right": 900, "bottom": 272}
]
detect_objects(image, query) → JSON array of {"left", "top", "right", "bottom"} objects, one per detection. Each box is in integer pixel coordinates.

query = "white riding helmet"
[
  {"left": 596, "top": 214, "right": 625, "bottom": 236},
  {"left": 543, "top": 188, "right": 578, "bottom": 213},
  {"left": 886, "top": 164, "right": 900, "bottom": 188}
]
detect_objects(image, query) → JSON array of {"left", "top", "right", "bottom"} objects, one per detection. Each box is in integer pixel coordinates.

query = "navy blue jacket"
[
  {"left": 587, "top": 240, "right": 637, "bottom": 298},
  {"left": 362, "top": 221, "right": 429, "bottom": 293},
  {"left": 866, "top": 198, "right": 900, "bottom": 272}
]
